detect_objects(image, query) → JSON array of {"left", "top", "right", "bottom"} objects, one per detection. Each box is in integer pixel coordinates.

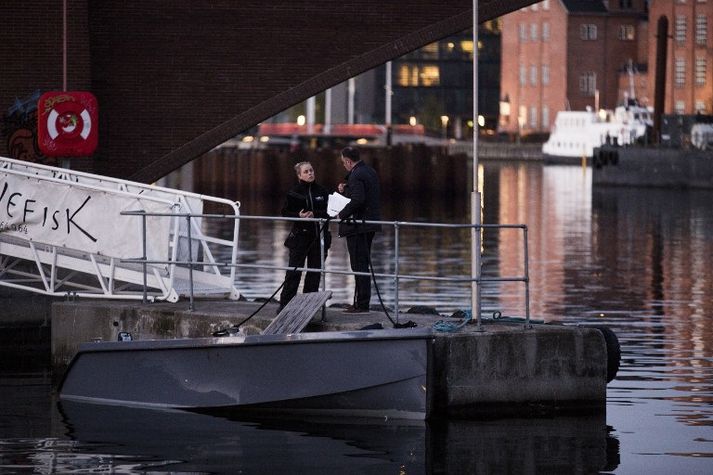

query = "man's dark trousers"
[{"left": 346, "top": 232, "right": 374, "bottom": 310}]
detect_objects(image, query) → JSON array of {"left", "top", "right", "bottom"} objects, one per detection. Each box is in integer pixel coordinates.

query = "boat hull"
[{"left": 59, "top": 328, "right": 434, "bottom": 419}]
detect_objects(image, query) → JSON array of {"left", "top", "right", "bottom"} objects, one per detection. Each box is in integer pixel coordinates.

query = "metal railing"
[{"left": 122, "top": 211, "right": 531, "bottom": 328}]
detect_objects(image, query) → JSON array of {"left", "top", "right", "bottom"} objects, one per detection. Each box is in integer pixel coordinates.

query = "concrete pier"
[{"left": 50, "top": 299, "right": 608, "bottom": 417}]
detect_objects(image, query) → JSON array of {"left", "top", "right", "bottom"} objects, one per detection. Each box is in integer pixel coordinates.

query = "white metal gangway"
[{"left": 0, "top": 156, "right": 240, "bottom": 301}]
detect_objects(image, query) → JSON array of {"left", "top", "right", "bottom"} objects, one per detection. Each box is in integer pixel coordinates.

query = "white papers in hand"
[{"left": 327, "top": 192, "right": 350, "bottom": 217}]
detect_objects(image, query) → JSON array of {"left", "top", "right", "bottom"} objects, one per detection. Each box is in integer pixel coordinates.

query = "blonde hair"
[{"left": 294, "top": 161, "right": 312, "bottom": 174}]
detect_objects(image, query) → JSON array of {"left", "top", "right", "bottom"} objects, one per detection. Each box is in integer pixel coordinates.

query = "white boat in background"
[{"left": 542, "top": 100, "right": 653, "bottom": 161}]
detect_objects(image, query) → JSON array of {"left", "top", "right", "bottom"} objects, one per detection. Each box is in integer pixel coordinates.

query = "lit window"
[
  {"left": 542, "top": 22, "right": 550, "bottom": 41},
  {"left": 461, "top": 40, "right": 474, "bottom": 57},
  {"left": 675, "top": 15, "right": 687, "bottom": 42},
  {"left": 675, "top": 58, "right": 686, "bottom": 86},
  {"left": 675, "top": 100, "right": 685, "bottom": 114},
  {"left": 397, "top": 65, "right": 440, "bottom": 87},
  {"left": 695, "top": 15, "right": 707, "bottom": 44},
  {"left": 695, "top": 57, "right": 707, "bottom": 85},
  {"left": 420, "top": 43, "right": 439, "bottom": 59},
  {"left": 580, "top": 24, "right": 598, "bottom": 40},
  {"left": 420, "top": 66, "right": 440, "bottom": 86},
  {"left": 619, "top": 25, "right": 635, "bottom": 40},
  {"left": 579, "top": 72, "right": 596, "bottom": 95}
]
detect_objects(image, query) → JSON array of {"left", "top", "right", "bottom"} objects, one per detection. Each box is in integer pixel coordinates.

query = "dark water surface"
[{"left": 2, "top": 162, "right": 713, "bottom": 473}]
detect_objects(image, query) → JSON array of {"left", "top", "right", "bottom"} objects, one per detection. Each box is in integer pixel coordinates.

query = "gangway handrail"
[
  {"left": 122, "top": 211, "right": 531, "bottom": 325},
  {"left": 0, "top": 156, "right": 240, "bottom": 301}
]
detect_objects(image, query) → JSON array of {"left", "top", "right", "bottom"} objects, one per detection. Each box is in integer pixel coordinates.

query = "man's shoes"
[{"left": 342, "top": 305, "right": 369, "bottom": 314}]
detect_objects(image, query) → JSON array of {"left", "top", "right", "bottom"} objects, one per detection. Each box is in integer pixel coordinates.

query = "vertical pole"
[
  {"left": 141, "top": 211, "right": 147, "bottom": 304},
  {"left": 394, "top": 222, "right": 400, "bottom": 323},
  {"left": 385, "top": 61, "right": 393, "bottom": 146},
  {"left": 306, "top": 96, "right": 316, "bottom": 135},
  {"left": 63, "top": 0, "right": 67, "bottom": 91},
  {"left": 653, "top": 16, "right": 668, "bottom": 144},
  {"left": 523, "top": 226, "right": 531, "bottom": 328},
  {"left": 320, "top": 218, "right": 326, "bottom": 322},
  {"left": 187, "top": 215, "right": 194, "bottom": 311},
  {"left": 348, "top": 77, "right": 356, "bottom": 124},
  {"left": 324, "top": 88, "right": 332, "bottom": 135},
  {"left": 472, "top": 1, "right": 483, "bottom": 330}
]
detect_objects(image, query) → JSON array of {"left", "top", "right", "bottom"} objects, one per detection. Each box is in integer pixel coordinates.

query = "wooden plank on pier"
[{"left": 261, "top": 290, "right": 332, "bottom": 335}]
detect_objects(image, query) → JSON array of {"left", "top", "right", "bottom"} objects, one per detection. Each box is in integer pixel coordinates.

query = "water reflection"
[{"left": 34, "top": 402, "right": 616, "bottom": 474}]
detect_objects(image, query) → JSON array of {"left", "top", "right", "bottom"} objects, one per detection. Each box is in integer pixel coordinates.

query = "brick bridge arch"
[{"left": 1, "top": 0, "right": 534, "bottom": 183}]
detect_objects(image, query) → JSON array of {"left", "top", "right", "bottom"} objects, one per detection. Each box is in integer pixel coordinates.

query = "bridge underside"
[{"left": 1, "top": 1, "right": 533, "bottom": 183}]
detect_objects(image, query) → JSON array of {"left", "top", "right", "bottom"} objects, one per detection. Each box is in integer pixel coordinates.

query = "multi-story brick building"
[
  {"left": 649, "top": 0, "right": 713, "bottom": 115},
  {"left": 500, "top": 0, "right": 649, "bottom": 137}
]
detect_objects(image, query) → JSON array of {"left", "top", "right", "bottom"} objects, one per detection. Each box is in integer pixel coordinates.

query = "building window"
[
  {"left": 675, "top": 15, "right": 687, "bottom": 43},
  {"left": 420, "top": 43, "right": 439, "bottom": 59},
  {"left": 519, "top": 23, "right": 527, "bottom": 42},
  {"left": 530, "top": 23, "right": 539, "bottom": 41},
  {"left": 542, "top": 22, "right": 550, "bottom": 41},
  {"left": 543, "top": 0, "right": 550, "bottom": 11},
  {"left": 397, "top": 65, "right": 440, "bottom": 86},
  {"left": 696, "top": 15, "right": 708, "bottom": 44},
  {"left": 675, "top": 100, "right": 685, "bottom": 114},
  {"left": 460, "top": 40, "right": 474, "bottom": 58},
  {"left": 580, "top": 24, "right": 598, "bottom": 40},
  {"left": 675, "top": 58, "right": 686, "bottom": 86},
  {"left": 542, "top": 106, "right": 550, "bottom": 128},
  {"left": 579, "top": 72, "right": 596, "bottom": 96},
  {"left": 530, "top": 106, "right": 538, "bottom": 128},
  {"left": 531, "top": 3, "right": 539, "bottom": 11},
  {"left": 520, "top": 64, "right": 527, "bottom": 86},
  {"left": 530, "top": 65, "right": 538, "bottom": 86},
  {"left": 542, "top": 64, "right": 550, "bottom": 85},
  {"left": 619, "top": 25, "right": 635, "bottom": 40},
  {"left": 619, "top": 0, "right": 633, "bottom": 8},
  {"left": 695, "top": 57, "right": 707, "bottom": 85},
  {"left": 695, "top": 100, "right": 707, "bottom": 113}
]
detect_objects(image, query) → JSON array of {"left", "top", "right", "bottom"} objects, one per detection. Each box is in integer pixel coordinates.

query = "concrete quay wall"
[
  {"left": 51, "top": 300, "right": 607, "bottom": 416},
  {"left": 593, "top": 146, "right": 713, "bottom": 189}
]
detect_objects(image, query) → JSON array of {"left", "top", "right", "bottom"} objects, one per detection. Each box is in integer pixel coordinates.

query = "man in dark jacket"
[
  {"left": 279, "top": 161, "right": 331, "bottom": 310},
  {"left": 337, "top": 146, "right": 381, "bottom": 313}
]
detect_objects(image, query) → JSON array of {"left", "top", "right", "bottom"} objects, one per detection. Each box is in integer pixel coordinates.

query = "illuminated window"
[
  {"left": 695, "top": 57, "right": 707, "bottom": 85},
  {"left": 580, "top": 24, "right": 597, "bottom": 40},
  {"left": 420, "top": 43, "right": 439, "bottom": 59},
  {"left": 696, "top": 15, "right": 707, "bottom": 44},
  {"left": 420, "top": 66, "right": 440, "bottom": 86},
  {"left": 675, "top": 58, "right": 686, "bottom": 86},
  {"left": 619, "top": 25, "right": 635, "bottom": 40},
  {"left": 461, "top": 40, "right": 474, "bottom": 57},
  {"left": 675, "top": 15, "right": 687, "bottom": 42}
]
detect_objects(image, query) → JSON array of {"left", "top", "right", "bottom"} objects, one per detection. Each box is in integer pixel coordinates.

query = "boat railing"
[{"left": 122, "top": 211, "right": 531, "bottom": 327}]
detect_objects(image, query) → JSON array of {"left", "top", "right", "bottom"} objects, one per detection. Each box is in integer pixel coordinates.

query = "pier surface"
[{"left": 50, "top": 298, "right": 608, "bottom": 417}]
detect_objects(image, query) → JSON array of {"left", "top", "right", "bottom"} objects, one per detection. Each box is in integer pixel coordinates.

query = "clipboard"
[{"left": 327, "top": 192, "right": 350, "bottom": 217}]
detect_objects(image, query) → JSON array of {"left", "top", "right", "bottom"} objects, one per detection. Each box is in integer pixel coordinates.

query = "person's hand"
[
  {"left": 299, "top": 209, "right": 314, "bottom": 219},
  {"left": 337, "top": 182, "right": 346, "bottom": 193}
]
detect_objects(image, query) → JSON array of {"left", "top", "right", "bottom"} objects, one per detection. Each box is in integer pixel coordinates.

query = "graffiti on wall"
[{"left": 1, "top": 89, "right": 55, "bottom": 165}]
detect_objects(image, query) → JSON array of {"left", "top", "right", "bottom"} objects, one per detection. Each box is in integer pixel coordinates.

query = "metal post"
[
  {"left": 186, "top": 215, "right": 194, "bottom": 311},
  {"left": 320, "top": 218, "right": 326, "bottom": 322},
  {"left": 472, "top": 1, "right": 483, "bottom": 331},
  {"left": 141, "top": 211, "right": 147, "bottom": 304},
  {"left": 523, "top": 226, "right": 531, "bottom": 328},
  {"left": 394, "top": 222, "right": 400, "bottom": 323}
]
